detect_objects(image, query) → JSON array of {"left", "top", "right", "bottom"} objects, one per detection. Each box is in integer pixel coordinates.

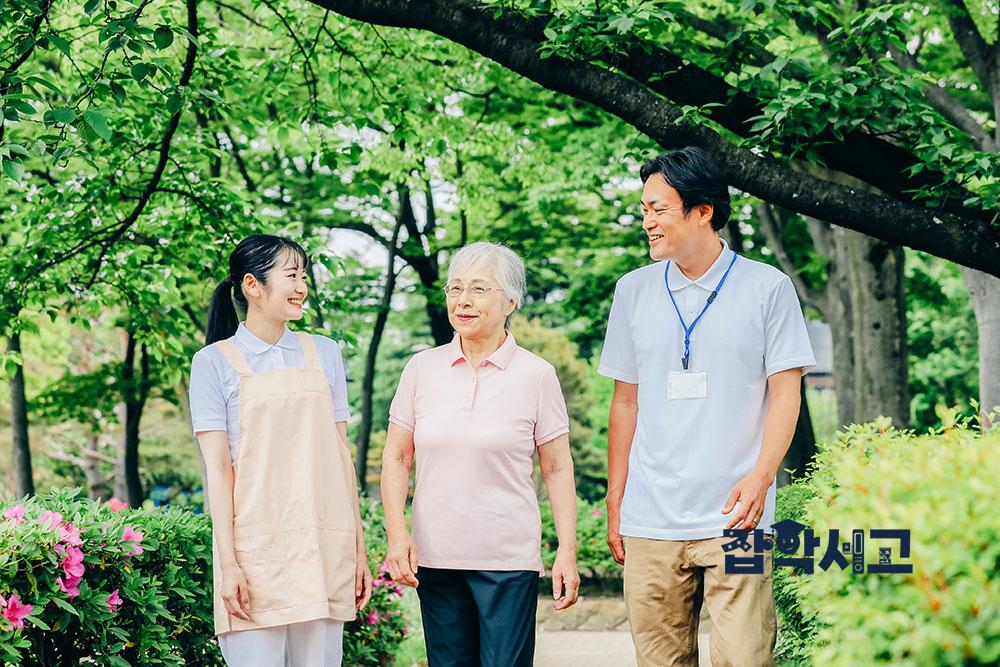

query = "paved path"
[{"left": 534, "top": 596, "right": 712, "bottom": 666}]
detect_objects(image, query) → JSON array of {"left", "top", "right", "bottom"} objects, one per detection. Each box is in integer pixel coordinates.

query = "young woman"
[{"left": 189, "top": 234, "right": 372, "bottom": 666}]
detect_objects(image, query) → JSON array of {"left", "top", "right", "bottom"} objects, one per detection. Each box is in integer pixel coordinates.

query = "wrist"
[{"left": 752, "top": 466, "right": 776, "bottom": 486}]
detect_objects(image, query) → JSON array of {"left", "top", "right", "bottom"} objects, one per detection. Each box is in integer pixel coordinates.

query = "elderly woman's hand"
[
  {"left": 551, "top": 547, "right": 580, "bottom": 610},
  {"left": 386, "top": 529, "right": 420, "bottom": 588}
]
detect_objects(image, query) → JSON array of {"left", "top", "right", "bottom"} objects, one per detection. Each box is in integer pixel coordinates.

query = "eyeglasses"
[{"left": 443, "top": 284, "right": 505, "bottom": 299}]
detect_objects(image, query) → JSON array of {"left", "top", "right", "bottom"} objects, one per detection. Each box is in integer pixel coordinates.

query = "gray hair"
[{"left": 447, "top": 241, "right": 526, "bottom": 330}]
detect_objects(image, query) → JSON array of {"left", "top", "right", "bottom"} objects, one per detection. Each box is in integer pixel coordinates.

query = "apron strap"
[
  {"left": 216, "top": 340, "right": 253, "bottom": 376},
  {"left": 296, "top": 332, "right": 323, "bottom": 371}
]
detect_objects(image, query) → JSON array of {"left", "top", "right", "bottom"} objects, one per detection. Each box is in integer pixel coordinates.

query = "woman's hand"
[
  {"left": 385, "top": 530, "right": 420, "bottom": 588},
  {"left": 551, "top": 547, "right": 580, "bottom": 610},
  {"left": 220, "top": 563, "right": 252, "bottom": 621},
  {"left": 355, "top": 549, "right": 373, "bottom": 610}
]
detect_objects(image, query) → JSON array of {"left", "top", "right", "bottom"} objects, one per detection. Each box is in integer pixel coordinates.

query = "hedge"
[
  {"left": 0, "top": 490, "right": 408, "bottom": 666},
  {"left": 774, "top": 420, "right": 1000, "bottom": 666}
]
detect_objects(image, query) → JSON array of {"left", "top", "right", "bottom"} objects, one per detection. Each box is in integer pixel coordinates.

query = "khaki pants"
[{"left": 623, "top": 535, "right": 776, "bottom": 667}]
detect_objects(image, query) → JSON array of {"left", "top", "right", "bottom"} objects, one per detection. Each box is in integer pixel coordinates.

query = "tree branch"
[
  {"left": 755, "top": 203, "right": 823, "bottom": 309},
  {"left": 944, "top": 0, "right": 996, "bottom": 100},
  {"left": 309, "top": 0, "right": 1000, "bottom": 275}
]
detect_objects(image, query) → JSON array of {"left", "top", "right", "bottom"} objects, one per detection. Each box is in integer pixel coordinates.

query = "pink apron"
[{"left": 212, "top": 333, "right": 357, "bottom": 634}]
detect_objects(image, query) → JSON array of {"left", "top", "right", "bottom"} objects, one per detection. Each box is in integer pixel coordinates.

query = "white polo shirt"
[{"left": 598, "top": 239, "right": 816, "bottom": 540}]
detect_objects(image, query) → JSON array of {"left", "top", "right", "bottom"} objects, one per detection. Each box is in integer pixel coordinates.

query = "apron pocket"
[{"left": 235, "top": 536, "right": 291, "bottom": 612}]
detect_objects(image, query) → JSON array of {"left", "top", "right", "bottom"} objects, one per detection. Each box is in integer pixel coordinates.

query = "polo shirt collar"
[
  {"left": 448, "top": 332, "right": 518, "bottom": 370},
  {"left": 235, "top": 322, "right": 298, "bottom": 354},
  {"left": 666, "top": 238, "right": 734, "bottom": 292}
]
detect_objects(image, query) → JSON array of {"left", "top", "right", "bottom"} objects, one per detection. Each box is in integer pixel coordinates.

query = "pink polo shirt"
[{"left": 388, "top": 333, "right": 570, "bottom": 573}]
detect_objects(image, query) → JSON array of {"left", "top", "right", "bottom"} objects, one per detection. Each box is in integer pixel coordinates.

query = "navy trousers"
[{"left": 416, "top": 568, "right": 539, "bottom": 667}]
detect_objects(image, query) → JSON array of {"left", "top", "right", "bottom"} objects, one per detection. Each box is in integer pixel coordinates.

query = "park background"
[{"left": 1, "top": 0, "right": 998, "bottom": 664}]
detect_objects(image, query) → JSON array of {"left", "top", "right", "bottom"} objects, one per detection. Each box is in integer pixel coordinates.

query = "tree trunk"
[
  {"left": 7, "top": 333, "right": 34, "bottom": 496},
  {"left": 842, "top": 228, "right": 910, "bottom": 428},
  {"left": 357, "top": 218, "right": 404, "bottom": 489},
  {"left": 961, "top": 267, "right": 1000, "bottom": 429},
  {"left": 116, "top": 332, "right": 149, "bottom": 507}
]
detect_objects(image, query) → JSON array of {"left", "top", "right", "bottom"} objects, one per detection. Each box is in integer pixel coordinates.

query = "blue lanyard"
[{"left": 664, "top": 253, "right": 738, "bottom": 370}]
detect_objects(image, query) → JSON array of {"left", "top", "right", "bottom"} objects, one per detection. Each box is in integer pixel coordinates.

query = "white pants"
[{"left": 218, "top": 619, "right": 344, "bottom": 666}]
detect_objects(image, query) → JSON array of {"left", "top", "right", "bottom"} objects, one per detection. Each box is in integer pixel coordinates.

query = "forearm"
[
  {"left": 754, "top": 373, "right": 802, "bottom": 484},
  {"left": 606, "top": 387, "right": 638, "bottom": 511},
  {"left": 540, "top": 438, "right": 578, "bottom": 552},
  {"left": 545, "top": 468, "right": 578, "bottom": 552},
  {"left": 380, "top": 427, "right": 414, "bottom": 538},
  {"left": 197, "top": 433, "right": 238, "bottom": 570}
]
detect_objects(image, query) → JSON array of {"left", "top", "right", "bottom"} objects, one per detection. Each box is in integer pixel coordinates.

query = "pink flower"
[
  {"left": 393, "top": 585, "right": 403, "bottom": 596},
  {"left": 591, "top": 508, "right": 603, "bottom": 518},
  {"left": 3, "top": 504, "right": 26, "bottom": 524},
  {"left": 366, "top": 610, "right": 380, "bottom": 625},
  {"left": 121, "top": 526, "right": 144, "bottom": 556},
  {"left": 38, "top": 510, "right": 63, "bottom": 530},
  {"left": 57, "top": 575, "right": 81, "bottom": 598},
  {"left": 2, "top": 594, "right": 32, "bottom": 629},
  {"left": 106, "top": 589, "right": 123, "bottom": 612},
  {"left": 59, "top": 523, "right": 83, "bottom": 546},
  {"left": 61, "top": 546, "right": 85, "bottom": 579},
  {"left": 106, "top": 498, "right": 128, "bottom": 512}
]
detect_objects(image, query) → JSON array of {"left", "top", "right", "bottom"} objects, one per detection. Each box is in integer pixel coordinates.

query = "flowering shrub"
[
  {"left": 0, "top": 491, "right": 411, "bottom": 666},
  {"left": 0, "top": 488, "right": 219, "bottom": 666},
  {"left": 343, "top": 499, "right": 409, "bottom": 666}
]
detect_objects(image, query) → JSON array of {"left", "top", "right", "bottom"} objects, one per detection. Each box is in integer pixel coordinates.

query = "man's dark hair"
[{"left": 639, "top": 147, "right": 731, "bottom": 231}]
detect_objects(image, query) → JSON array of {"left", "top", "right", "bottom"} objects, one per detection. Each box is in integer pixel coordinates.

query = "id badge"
[{"left": 667, "top": 371, "right": 707, "bottom": 400}]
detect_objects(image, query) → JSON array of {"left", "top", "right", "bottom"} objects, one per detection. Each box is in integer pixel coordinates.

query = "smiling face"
[
  {"left": 242, "top": 248, "right": 308, "bottom": 322},
  {"left": 445, "top": 264, "right": 516, "bottom": 342},
  {"left": 641, "top": 173, "right": 715, "bottom": 262}
]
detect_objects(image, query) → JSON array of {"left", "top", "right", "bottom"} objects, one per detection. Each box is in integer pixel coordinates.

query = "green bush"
[
  {"left": 777, "top": 421, "right": 1000, "bottom": 666},
  {"left": 540, "top": 497, "right": 619, "bottom": 582},
  {"left": 773, "top": 480, "right": 818, "bottom": 664},
  {"left": 0, "top": 491, "right": 410, "bottom": 666}
]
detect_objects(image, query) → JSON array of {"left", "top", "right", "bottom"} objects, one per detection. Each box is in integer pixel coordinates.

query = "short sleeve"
[
  {"left": 534, "top": 365, "right": 570, "bottom": 446},
  {"left": 598, "top": 280, "right": 639, "bottom": 383},
  {"left": 388, "top": 357, "right": 417, "bottom": 433},
  {"left": 763, "top": 276, "right": 817, "bottom": 377},
  {"left": 189, "top": 349, "right": 228, "bottom": 434},
  {"left": 316, "top": 336, "right": 351, "bottom": 422}
]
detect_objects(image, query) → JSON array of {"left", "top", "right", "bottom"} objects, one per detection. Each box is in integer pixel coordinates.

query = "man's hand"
[
  {"left": 722, "top": 469, "right": 773, "bottom": 530},
  {"left": 606, "top": 504, "right": 626, "bottom": 565}
]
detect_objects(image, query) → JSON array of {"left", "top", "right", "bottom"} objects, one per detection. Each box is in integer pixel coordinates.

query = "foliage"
[
  {"left": 0, "top": 488, "right": 219, "bottom": 666},
  {"left": 905, "top": 251, "right": 979, "bottom": 431},
  {"left": 0, "top": 491, "right": 411, "bottom": 666},
  {"left": 775, "top": 420, "right": 1000, "bottom": 665},
  {"left": 539, "top": 496, "right": 619, "bottom": 580},
  {"left": 511, "top": 315, "right": 606, "bottom": 502}
]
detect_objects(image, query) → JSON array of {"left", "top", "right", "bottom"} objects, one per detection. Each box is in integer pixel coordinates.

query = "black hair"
[
  {"left": 204, "top": 234, "right": 308, "bottom": 345},
  {"left": 639, "top": 147, "right": 731, "bottom": 231}
]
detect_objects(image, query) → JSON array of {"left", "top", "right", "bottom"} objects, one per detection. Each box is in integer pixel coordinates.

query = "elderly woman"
[{"left": 382, "top": 241, "right": 579, "bottom": 666}]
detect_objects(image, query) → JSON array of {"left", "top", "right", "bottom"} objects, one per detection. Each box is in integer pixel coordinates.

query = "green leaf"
[
  {"left": 25, "top": 75, "right": 64, "bottom": 96},
  {"left": 154, "top": 26, "right": 174, "bottom": 49},
  {"left": 25, "top": 615, "right": 50, "bottom": 631},
  {"left": 2, "top": 159, "right": 25, "bottom": 181},
  {"left": 130, "top": 63, "right": 153, "bottom": 82},
  {"left": 50, "top": 107, "right": 75, "bottom": 124},
  {"left": 176, "top": 28, "right": 200, "bottom": 47},
  {"left": 51, "top": 596, "right": 79, "bottom": 617},
  {"left": 165, "top": 93, "right": 183, "bottom": 114},
  {"left": 8, "top": 99, "right": 35, "bottom": 115},
  {"left": 110, "top": 81, "right": 127, "bottom": 105},
  {"left": 47, "top": 33, "right": 71, "bottom": 56},
  {"left": 83, "top": 109, "right": 112, "bottom": 140},
  {"left": 84, "top": 0, "right": 101, "bottom": 14}
]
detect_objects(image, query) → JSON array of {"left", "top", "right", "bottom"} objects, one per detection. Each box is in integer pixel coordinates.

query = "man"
[{"left": 599, "top": 147, "right": 816, "bottom": 666}]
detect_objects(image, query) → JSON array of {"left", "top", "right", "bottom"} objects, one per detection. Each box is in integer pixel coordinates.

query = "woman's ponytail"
[{"left": 205, "top": 277, "right": 239, "bottom": 345}]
